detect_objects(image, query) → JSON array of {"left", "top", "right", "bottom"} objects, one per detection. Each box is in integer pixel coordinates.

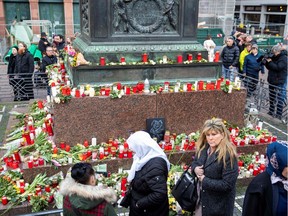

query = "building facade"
[
  {"left": 235, "top": 0, "right": 288, "bottom": 36},
  {"left": 0, "top": 0, "right": 287, "bottom": 39}
]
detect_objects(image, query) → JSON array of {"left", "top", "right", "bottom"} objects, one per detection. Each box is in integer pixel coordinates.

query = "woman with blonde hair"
[{"left": 191, "top": 118, "right": 238, "bottom": 216}]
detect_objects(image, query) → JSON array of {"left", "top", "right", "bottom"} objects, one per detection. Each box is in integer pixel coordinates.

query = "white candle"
[
  {"left": 119, "top": 145, "right": 124, "bottom": 153},
  {"left": 174, "top": 85, "right": 179, "bottom": 92},
  {"left": 68, "top": 157, "right": 73, "bottom": 164},
  {"left": 257, "top": 121, "right": 263, "bottom": 130},
  {"left": 228, "top": 85, "right": 233, "bottom": 93},
  {"left": 89, "top": 88, "right": 95, "bottom": 97},
  {"left": 183, "top": 84, "right": 187, "bottom": 92},
  {"left": 47, "top": 95, "right": 51, "bottom": 103},
  {"left": 67, "top": 80, "right": 71, "bottom": 86},
  {"left": 92, "top": 137, "right": 97, "bottom": 146},
  {"left": 99, "top": 147, "right": 104, "bottom": 153},
  {"left": 194, "top": 81, "right": 198, "bottom": 91}
]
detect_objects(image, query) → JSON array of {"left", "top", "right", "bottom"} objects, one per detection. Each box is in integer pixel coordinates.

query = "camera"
[{"left": 257, "top": 53, "right": 274, "bottom": 64}]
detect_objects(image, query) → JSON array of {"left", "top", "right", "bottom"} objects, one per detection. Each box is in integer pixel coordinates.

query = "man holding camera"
[{"left": 265, "top": 45, "right": 287, "bottom": 119}]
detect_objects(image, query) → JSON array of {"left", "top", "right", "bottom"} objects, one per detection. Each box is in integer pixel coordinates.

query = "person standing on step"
[
  {"left": 7, "top": 45, "right": 18, "bottom": 101},
  {"left": 40, "top": 46, "right": 58, "bottom": 96},
  {"left": 14, "top": 42, "right": 34, "bottom": 101}
]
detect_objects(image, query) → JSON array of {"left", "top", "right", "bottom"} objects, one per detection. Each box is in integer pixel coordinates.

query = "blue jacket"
[{"left": 243, "top": 53, "right": 264, "bottom": 77}]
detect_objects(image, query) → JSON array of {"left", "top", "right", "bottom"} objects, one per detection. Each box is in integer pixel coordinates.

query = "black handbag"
[
  {"left": 120, "top": 187, "right": 132, "bottom": 208},
  {"left": 171, "top": 164, "right": 198, "bottom": 212}
]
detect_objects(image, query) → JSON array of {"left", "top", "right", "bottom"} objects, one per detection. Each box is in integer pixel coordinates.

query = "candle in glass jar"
[
  {"left": 120, "top": 57, "right": 125, "bottom": 63},
  {"left": 177, "top": 55, "right": 183, "bottom": 63},
  {"left": 142, "top": 53, "right": 148, "bottom": 62},
  {"left": 125, "top": 86, "right": 130, "bottom": 95},
  {"left": 2, "top": 196, "right": 8, "bottom": 205},
  {"left": 37, "top": 100, "right": 44, "bottom": 109},
  {"left": 27, "top": 161, "right": 33, "bottom": 169},
  {"left": 91, "top": 137, "right": 97, "bottom": 146},
  {"left": 38, "top": 158, "right": 44, "bottom": 166},
  {"left": 100, "top": 57, "right": 106, "bottom": 66},
  {"left": 187, "top": 54, "right": 193, "bottom": 61},
  {"left": 197, "top": 53, "right": 202, "bottom": 61},
  {"left": 45, "top": 185, "right": 51, "bottom": 193},
  {"left": 214, "top": 51, "right": 220, "bottom": 62}
]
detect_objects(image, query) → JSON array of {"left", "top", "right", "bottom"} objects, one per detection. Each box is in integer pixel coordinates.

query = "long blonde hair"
[{"left": 196, "top": 118, "right": 237, "bottom": 168}]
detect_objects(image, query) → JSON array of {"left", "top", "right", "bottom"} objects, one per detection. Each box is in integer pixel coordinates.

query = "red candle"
[
  {"left": 37, "top": 100, "right": 44, "bottom": 109},
  {"left": 65, "top": 145, "right": 71, "bottom": 152},
  {"left": 132, "top": 86, "right": 138, "bottom": 94},
  {"left": 46, "top": 123, "right": 54, "bottom": 136},
  {"left": 272, "top": 136, "right": 277, "bottom": 142},
  {"left": 83, "top": 140, "right": 89, "bottom": 148},
  {"left": 2, "top": 196, "right": 8, "bottom": 205},
  {"left": 87, "top": 150, "right": 92, "bottom": 157},
  {"left": 210, "top": 82, "right": 215, "bottom": 90},
  {"left": 198, "top": 81, "right": 204, "bottom": 90},
  {"left": 120, "top": 57, "right": 125, "bottom": 63},
  {"left": 28, "top": 161, "right": 33, "bottom": 169},
  {"left": 226, "top": 80, "right": 230, "bottom": 85},
  {"left": 13, "top": 151, "right": 21, "bottom": 162},
  {"left": 187, "top": 83, "right": 192, "bottom": 91},
  {"left": 121, "top": 177, "right": 127, "bottom": 191},
  {"left": 60, "top": 142, "right": 65, "bottom": 149},
  {"left": 105, "top": 87, "right": 111, "bottom": 96},
  {"left": 187, "top": 54, "right": 193, "bottom": 61},
  {"left": 61, "top": 87, "right": 67, "bottom": 95},
  {"left": 53, "top": 147, "right": 58, "bottom": 154},
  {"left": 197, "top": 53, "right": 202, "bottom": 61},
  {"left": 38, "top": 158, "right": 44, "bottom": 166},
  {"left": 119, "top": 152, "right": 124, "bottom": 159},
  {"left": 45, "top": 185, "right": 51, "bottom": 193},
  {"left": 19, "top": 180, "right": 25, "bottom": 187},
  {"left": 125, "top": 86, "right": 130, "bottom": 95},
  {"left": 100, "top": 88, "right": 106, "bottom": 96},
  {"left": 75, "top": 89, "right": 80, "bottom": 98},
  {"left": 117, "top": 82, "right": 122, "bottom": 90},
  {"left": 20, "top": 186, "right": 25, "bottom": 194},
  {"left": 177, "top": 55, "right": 183, "bottom": 63},
  {"left": 127, "top": 150, "right": 133, "bottom": 158},
  {"left": 99, "top": 152, "right": 104, "bottom": 160},
  {"left": 137, "top": 82, "right": 144, "bottom": 92},
  {"left": 66, "top": 87, "right": 71, "bottom": 96},
  {"left": 216, "top": 79, "right": 222, "bottom": 90},
  {"left": 214, "top": 51, "right": 220, "bottom": 62},
  {"left": 100, "top": 57, "right": 106, "bottom": 66},
  {"left": 142, "top": 53, "right": 148, "bottom": 62}
]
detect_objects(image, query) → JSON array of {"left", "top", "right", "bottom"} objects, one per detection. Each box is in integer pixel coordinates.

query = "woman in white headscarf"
[{"left": 124, "top": 131, "right": 170, "bottom": 216}]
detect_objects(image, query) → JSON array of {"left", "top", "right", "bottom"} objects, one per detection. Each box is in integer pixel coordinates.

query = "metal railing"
[
  {"left": 0, "top": 71, "right": 48, "bottom": 102},
  {"left": 239, "top": 73, "right": 287, "bottom": 123}
]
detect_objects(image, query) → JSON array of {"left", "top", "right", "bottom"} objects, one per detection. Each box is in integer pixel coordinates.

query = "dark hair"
[{"left": 71, "top": 163, "right": 95, "bottom": 185}]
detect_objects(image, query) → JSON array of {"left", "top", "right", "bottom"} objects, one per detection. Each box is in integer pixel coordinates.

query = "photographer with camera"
[
  {"left": 265, "top": 45, "right": 287, "bottom": 119},
  {"left": 243, "top": 44, "right": 264, "bottom": 97}
]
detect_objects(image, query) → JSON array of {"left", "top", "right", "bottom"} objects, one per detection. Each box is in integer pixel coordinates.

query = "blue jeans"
[{"left": 222, "top": 66, "right": 236, "bottom": 81}]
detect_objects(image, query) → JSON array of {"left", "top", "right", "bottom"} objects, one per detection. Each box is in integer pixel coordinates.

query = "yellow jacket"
[{"left": 239, "top": 48, "right": 250, "bottom": 71}]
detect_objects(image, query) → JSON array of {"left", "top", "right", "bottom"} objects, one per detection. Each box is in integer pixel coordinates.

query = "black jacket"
[
  {"left": 41, "top": 55, "right": 57, "bottom": 72},
  {"left": 221, "top": 44, "right": 240, "bottom": 68},
  {"left": 242, "top": 171, "right": 286, "bottom": 216},
  {"left": 38, "top": 37, "right": 51, "bottom": 54},
  {"left": 7, "top": 54, "right": 17, "bottom": 75},
  {"left": 14, "top": 51, "right": 34, "bottom": 77},
  {"left": 130, "top": 157, "right": 169, "bottom": 216},
  {"left": 192, "top": 145, "right": 238, "bottom": 216},
  {"left": 266, "top": 52, "right": 287, "bottom": 85}
]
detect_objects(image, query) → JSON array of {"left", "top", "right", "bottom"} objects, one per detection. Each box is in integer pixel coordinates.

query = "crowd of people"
[
  {"left": 58, "top": 120, "right": 287, "bottom": 216},
  {"left": 7, "top": 32, "right": 69, "bottom": 101},
  {"left": 210, "top": 31, "right": 287, "bottom": 120}
]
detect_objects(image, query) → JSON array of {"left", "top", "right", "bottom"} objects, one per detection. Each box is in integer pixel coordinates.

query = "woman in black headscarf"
[{"left": 242, "top": 141, "right": 288, "bottom": 216}]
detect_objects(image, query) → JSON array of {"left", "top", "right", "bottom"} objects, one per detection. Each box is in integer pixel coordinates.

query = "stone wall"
[{"left": 53, "top": 89, "right": 246, "bottom": 146}]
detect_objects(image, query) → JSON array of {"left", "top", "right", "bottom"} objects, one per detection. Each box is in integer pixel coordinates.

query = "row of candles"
[
  {"left": 1, "top": 178, "right": 59, "bottom": 205},
  {"left": 55, "top": 77, "right": 234, "bottom": 100},
  {"left": 238, "top": 152, "right": 267, "bottom": 178},
  {"left": 98, "top": 52, "right": 220, "bottom": 66}
]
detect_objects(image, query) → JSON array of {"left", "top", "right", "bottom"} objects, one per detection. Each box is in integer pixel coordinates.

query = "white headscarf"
[{"left": 126, "top": 131, "right": 170, "bottom": 182}]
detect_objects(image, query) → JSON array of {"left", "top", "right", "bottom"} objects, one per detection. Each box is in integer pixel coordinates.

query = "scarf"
[
  {"left": 265, "top": 141, "right": 288, "bottom": 191},
  {"left": 126, "top": 131, "right": 170, "bottom": 182}
]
